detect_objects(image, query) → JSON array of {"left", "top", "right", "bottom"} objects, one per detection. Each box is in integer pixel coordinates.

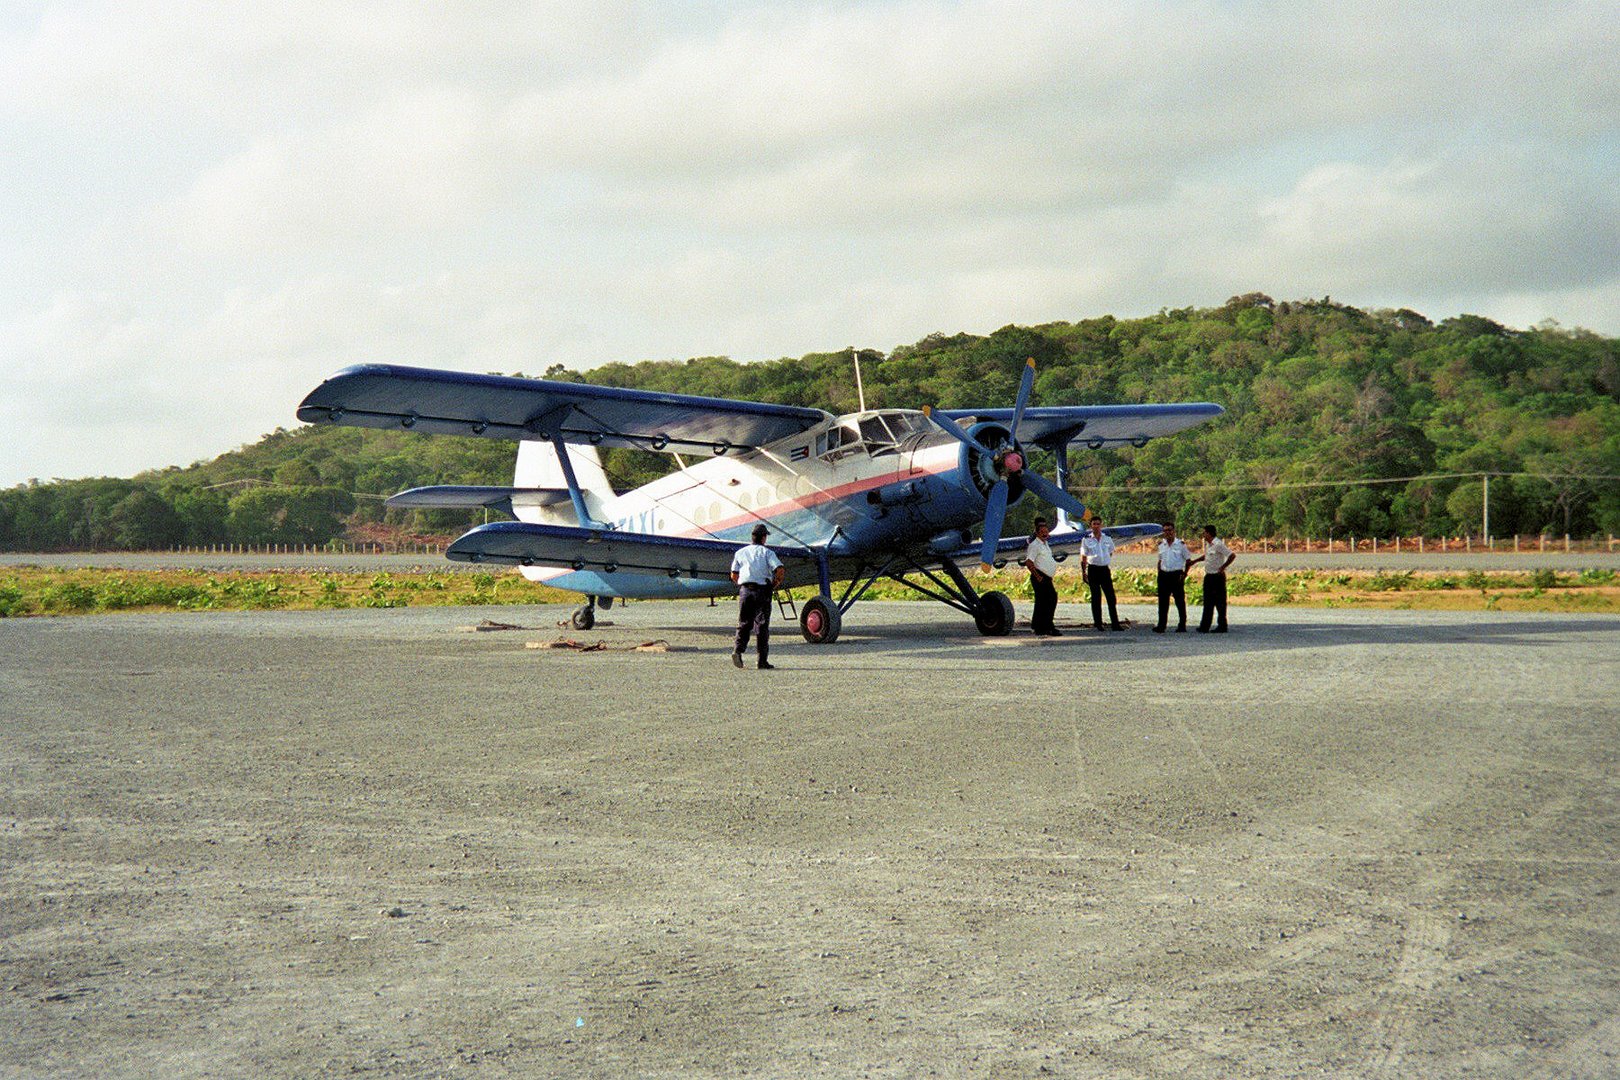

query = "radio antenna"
[{"left": 851, "top": 347, "right": 867, "bottom": 412}]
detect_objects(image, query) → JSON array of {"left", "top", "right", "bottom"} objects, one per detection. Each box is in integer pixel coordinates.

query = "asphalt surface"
[{"left": 3, "top": 601, "right": 1618, "bottom": 1077}]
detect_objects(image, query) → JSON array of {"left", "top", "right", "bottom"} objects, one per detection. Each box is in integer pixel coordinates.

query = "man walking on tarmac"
[{"left": 730, "top": 523, "right": 786, "bottom": 669}]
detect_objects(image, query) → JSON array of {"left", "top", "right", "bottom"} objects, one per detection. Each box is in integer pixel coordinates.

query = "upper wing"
[
  {"left": 938, "top": 403, "right": 1224, "bottom": 448},
  {"left": 297, "top": 364, "right": 833, "bottom": 453},
  {"left": 447, "top": 521, "right": 815, "bottom": 580}
]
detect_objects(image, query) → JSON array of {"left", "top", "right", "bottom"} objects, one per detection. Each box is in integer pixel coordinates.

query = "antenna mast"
[{"left": 851, "top": 347, "right": 867, "bottom": 412}]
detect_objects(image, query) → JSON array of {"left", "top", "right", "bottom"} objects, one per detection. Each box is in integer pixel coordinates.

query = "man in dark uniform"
[
  {"left": 1021, "top": 517, "right": 1061, "bottom": 636},
  {"left": 1154, "top": 521, "right": 1191, "bottom": 633},
  {"left": 1190, "top": 524, "right": 1236, "bottom": 632},
  {"left": 729, "top": 523, "right": 786, "bottom": 669},
  {"left": 1079, "top": 516, "right": 1125, "bottom": 631}
]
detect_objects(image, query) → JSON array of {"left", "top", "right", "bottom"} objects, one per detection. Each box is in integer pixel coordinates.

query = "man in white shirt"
[
  {"left": 730, "top": 523, "right": 786, "bottom": 669},
  {"left": 1079, "top": 516, "right": 1125, "bottom": 631},
  {"left": 1154, "top": 522, "right": 1191, "bottom": 633},
  {"left": 1189, "top": 524, "right": 1236, "bottom": 633},
  {"left": 1021, "top": 517, "right": 1060, "bottom": 636}
]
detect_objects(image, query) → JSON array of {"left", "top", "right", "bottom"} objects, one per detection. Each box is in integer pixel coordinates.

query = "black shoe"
[
  {"left": 1153, "top": 626, "right": 1165, "bottom": 633},
  {"left": 1094, "top": 625, "right": 1105, "bottom": 632},
  {"left": 1196, "top": 627, "right": 1209, "bottom": 633},
  {"left": 1110, "top": 624, "right": 1126, "bottom": 631},
  {"left": 731, "top": 652, "right": 743, "bottom": 668},
  {"left": 757, "top": 661, "right": 775, "bottom": 670},
  {"left": 1213, "top": 627, "right": 1228, "bottom": 633},
  {"left": 1175, "top": 626, "right": 1186, "bottom": 632}
]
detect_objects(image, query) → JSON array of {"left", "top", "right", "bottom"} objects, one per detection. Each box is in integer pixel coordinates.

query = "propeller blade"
[
  {"left": 979, "top": 480, "right": 1009, "bottom": 570},
  {"left": 1009, "top": 357, "right": 1036, "bottom": 440},
  {"left": 1020, "top": 469, "right": 1089, "bottom": 522},
  {"left": 921, "top": 404, "right": 989, "bottom": 452}
]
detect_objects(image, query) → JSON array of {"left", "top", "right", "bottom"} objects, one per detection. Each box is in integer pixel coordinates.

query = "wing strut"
[{"left": 551, "top": 434, "right": 607, "bottom": 528}]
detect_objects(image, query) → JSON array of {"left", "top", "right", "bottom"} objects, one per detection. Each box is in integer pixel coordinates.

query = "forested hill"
[{"left": 4, "top": 295, "right": 1618, "bottom": 551}]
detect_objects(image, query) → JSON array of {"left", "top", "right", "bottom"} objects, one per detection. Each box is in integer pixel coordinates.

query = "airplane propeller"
[{"left": 923, "top": 358, "right": 1089, "bottom": 570}]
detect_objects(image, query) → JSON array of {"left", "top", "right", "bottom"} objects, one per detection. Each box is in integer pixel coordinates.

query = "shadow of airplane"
[{"left": 655, "top": 605, "right": 1620, "bottom": 666}]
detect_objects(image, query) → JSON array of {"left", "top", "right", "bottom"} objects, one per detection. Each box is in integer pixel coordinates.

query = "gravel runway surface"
[{"left": 3, "top": 602, "right": 1618, "bottom": 1077}]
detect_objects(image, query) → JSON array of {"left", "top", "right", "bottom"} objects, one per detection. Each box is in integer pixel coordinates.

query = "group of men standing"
[
  {"left": 726, "top": 517, "right": 1238, "bottom": 669},
  {"left": 1022, "top": 518, "right": 1235, "bottom": 635}
]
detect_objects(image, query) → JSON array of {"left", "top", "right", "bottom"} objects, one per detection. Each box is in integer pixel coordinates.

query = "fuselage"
[{"left": 517, "top": 409, "right": 1012, "bottom": 598}]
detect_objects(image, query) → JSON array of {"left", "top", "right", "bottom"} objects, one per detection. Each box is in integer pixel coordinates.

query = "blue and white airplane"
[{"left": 297, "top": 360, "right": 1222, "bottom": 641}]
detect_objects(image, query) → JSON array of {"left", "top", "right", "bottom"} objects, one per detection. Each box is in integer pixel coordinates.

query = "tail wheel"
[
  {"left": 799, "top": 596, "right": 842, "bottom": 644},
  {"left": 571, "top": 604, "right": 595, "bottom": 630},
  {"left": 974, "top": 591, "right": 1015, "bottom": 636}
]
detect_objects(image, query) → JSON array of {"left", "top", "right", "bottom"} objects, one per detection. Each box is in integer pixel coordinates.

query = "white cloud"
[{"left": 1, "top": 0, "right": 1617, "bottom": 485}]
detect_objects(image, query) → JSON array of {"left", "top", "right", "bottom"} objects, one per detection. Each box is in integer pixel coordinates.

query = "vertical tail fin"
[{"left": 513, "top": 440, "right": 615, "bottom": 524}]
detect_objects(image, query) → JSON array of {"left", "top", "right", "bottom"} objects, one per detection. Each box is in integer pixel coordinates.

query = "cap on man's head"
[{"left": 751, "top": 524, "right": 769, "bottom": 542}]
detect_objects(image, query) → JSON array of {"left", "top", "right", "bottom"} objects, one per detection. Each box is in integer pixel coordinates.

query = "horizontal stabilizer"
[
  {"left": 386, "top": 486, "right": 571, "bottom": 516},
  {"left": 447, "top": 521, "right": 814, "bottom": 581}
]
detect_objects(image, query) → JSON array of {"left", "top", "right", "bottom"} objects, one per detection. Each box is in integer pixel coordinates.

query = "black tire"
[
  {"left": 799, "top": 596, "right": 842, "bottom": 644},
  {"left": 974, "top": 590, "right": 1015, "bottom": 636},
  {"left": 571, "top": 605, "right": 595, "bottom": 630}
]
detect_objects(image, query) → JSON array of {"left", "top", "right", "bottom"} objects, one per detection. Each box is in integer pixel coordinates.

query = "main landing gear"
[
  {"left": 973, "top": 591, "right": 1016, "bottom": 636},
  {"left": 795, "top": 554, "right": 1015, "bottom": 642},
  {"left": 798, "top": 596, "right": 842, "bottom": 644}
]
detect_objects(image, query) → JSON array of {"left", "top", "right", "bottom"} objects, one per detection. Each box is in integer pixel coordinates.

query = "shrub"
[{"left": 0, "top": 585, "right": 27, "bottom": 617}]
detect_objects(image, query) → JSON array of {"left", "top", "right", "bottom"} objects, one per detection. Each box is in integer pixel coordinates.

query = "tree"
[{"left": 107, "top": 489, "right": 183, "bottom": 550}]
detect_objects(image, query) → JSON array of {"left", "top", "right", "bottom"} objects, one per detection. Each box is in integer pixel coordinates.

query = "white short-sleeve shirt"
[
  {"left": 731, "top": 543, "right": 783, "bottom": 585},
  {"left": 1157, "top": 538, "right": 1191, "bottom": 571},
  {"left": 1080, "top": 532, "right": 1115, "bottom": 566},
  {"left": 1204, "top": 537, "right": 1232, "bottom": 574},
  {"left": 1024, "top": 536, "right": 1058, "bottom": 578}
]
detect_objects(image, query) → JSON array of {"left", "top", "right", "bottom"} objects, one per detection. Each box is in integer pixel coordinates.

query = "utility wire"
[{"left": 1081, "top": 470, "right": 1620, "bottom": 494}]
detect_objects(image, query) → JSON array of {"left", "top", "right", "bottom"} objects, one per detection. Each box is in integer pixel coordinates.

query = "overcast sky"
[{"left": 2, "top": 0, "right": 1616, "bottom": 486}]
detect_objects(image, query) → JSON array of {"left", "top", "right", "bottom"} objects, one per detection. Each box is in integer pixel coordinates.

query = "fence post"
[{"left": 1565, "top": 534, "right": 1571, "bottom": 553}]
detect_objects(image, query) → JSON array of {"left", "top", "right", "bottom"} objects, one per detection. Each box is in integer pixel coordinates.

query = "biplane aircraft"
[{"left": 296, "top": 360, "right": 1222, "bottom": 642}]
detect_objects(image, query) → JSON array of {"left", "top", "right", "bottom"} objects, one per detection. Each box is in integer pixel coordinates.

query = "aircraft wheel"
[
  {"left": 974, "top": 591, "right": 1015, "bottom": 636},
  {"left": 799, "top": 596, "right": 842, "bottom": 644},
  {"left": 571, "top": 604, "right": 595, "bottom": 630}
]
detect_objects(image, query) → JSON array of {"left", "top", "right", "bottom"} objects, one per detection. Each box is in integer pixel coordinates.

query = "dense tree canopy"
[{"left": 4, "top": 297, "right": 1617, "bottom": 550}]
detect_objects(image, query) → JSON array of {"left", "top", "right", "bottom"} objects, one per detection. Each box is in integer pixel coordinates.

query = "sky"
[{"left": 2, "top": 0, "right": 1617, "bottom": 486}]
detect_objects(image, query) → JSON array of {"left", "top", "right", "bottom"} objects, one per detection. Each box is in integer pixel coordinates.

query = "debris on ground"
[
  {"left": 525, "top": 638, "right": 675, "bottom": 653},
  {"left": 455, "top": 619, "right": 529, "bottom": 632}
]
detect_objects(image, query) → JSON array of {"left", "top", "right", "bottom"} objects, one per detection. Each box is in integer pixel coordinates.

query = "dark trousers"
[
  {"left": 734, "top": 584, "right": 773, "bottom": 662},
  {"left": 1030, "top": 574, "right": 1057, "bottom": 633},
  {"left": 1200, "top": 572, "right": 1228, "bottom": 631},
  {"left": 1087, "top": 565, "right": 1121, "bottom": 628},
  {"left": 1156, "top": 570, "right": 1187, "bottom": 630}
]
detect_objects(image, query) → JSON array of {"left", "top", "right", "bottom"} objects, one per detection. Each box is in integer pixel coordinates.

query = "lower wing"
[{"left": 446, "top": 521, "right": 814, "bottom": 581}]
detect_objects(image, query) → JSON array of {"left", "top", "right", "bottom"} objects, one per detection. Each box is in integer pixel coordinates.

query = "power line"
[{"left": 1082, "top": 470, "right": 1620, "bottom": 494}]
